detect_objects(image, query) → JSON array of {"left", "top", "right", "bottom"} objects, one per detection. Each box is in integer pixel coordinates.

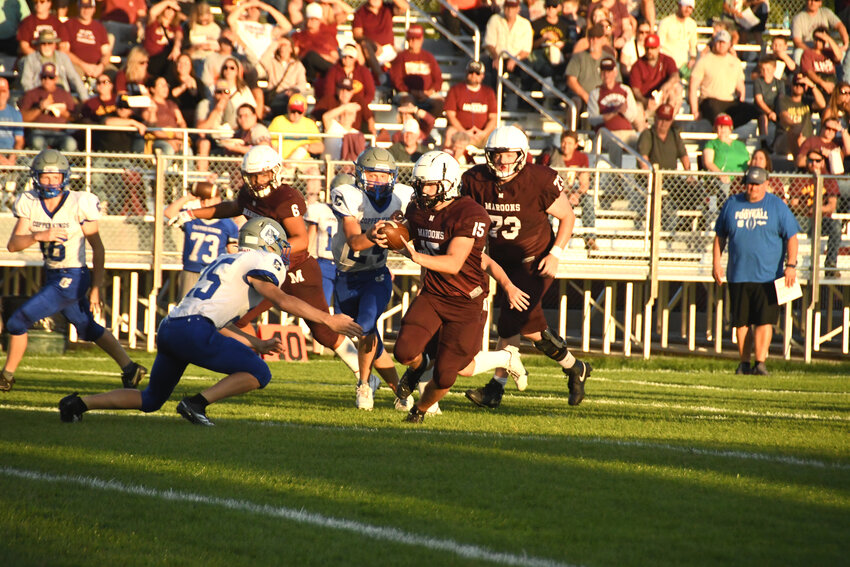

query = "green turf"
[{"left": 0, "top": 348, "right": 848, "bottom": 567}]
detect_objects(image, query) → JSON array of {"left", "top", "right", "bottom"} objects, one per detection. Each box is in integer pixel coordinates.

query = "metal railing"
[{"left": 411, "top": 0, "right": 480, "bottom": 63}]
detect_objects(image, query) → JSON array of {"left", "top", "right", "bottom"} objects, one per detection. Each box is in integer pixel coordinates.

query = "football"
[{"left": 378, "top": 221, "right": 410, "bottom": 250}]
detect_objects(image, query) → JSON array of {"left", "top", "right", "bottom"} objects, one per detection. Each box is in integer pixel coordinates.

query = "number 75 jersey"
[{"left": 330, "top": 182, "right": 414, "bottom": 273}]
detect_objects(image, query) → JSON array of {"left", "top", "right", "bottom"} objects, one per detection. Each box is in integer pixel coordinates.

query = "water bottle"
[{"left": 783, "top": 10, "right": 790, "bottom": 31}]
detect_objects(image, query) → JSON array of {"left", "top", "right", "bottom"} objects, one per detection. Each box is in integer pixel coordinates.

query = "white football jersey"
[
  {"left": 305, "top": 201, "right": 337, "bottom": 261},
  {"left": 330, "top": 183, "right": 414, "bottom": 273},
  {"left": 12, "top": 190, "right": 101, "bottom": 270},
  {"left": 168, "top": 249, "right": 287, "bottom": 328}
]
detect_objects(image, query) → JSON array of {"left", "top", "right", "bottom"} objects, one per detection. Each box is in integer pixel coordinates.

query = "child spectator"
[{"left": 753, "top": 56, "right": 784, "bottom": 141}]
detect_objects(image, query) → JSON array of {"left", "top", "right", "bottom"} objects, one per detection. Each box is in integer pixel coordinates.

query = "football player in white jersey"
[
  {"left": 1, "top": 150, "right": 146, "bottom": 393},
  {"left": 331, "top": 148, "right": 414, "bottom": 410},
  {"left": 305, "top": 173, "right": 350, "bottom": 308},
  {"left": 58, "top": 217, "right": 362, "bottom": 426}
]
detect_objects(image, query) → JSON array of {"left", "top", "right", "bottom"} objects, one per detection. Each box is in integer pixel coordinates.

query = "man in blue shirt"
[
  {"left": 713, "top": 166, "right": 801, "bottom": 376},
  {"left": 0, "top": 77, "right": 24, "bottom": 165}
]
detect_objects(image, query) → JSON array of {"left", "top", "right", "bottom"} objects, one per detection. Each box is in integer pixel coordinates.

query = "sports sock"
[
  {"left": 334, "top": 337, "right": 360, "bottom": 377},
  {"left": 188, "top": 393, "right": 209, "bottom": 410},
  {"left": 493, "top": 374, "right": 508, "bottom": 387},
  {"left": 470, "top": 350, "right": 511, "bottom": 376},
  {"left": 558, "top": 351, "right": 577, "bottom": 369}
]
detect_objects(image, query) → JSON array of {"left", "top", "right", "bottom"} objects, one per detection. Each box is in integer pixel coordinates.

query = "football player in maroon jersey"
[
  {"left": 461, "top": 125, "right": 592, "bottom": 408},
  {"left": 167, "top": 145, "right": 365, "bottom": 386}
]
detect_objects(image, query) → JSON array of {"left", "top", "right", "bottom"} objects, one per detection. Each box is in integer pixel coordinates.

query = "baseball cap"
[
  {"left": 288, "top": 93, "right": 307, "bottom": 113},
  {"left": 402, "top": 117, "right": 420, "bottom": 134},
  {"left": 336, "top": 77, "right": 354, "bottom": 91},
  {"left": 341, "top": 43, "right": 358, "bottom": 59},
  {"left": 305, "top": 2, "right": 323, "bottom": 19},
  {"left": 645, "top": 33, "right": 660, "bottom": 48},
  {"left": 504, "top": 0, "right": 521, "bottom": 6},
  {"left": 587, "top": 23, "right": 607, "bottom": 39},
  {"left": 545, "top": 0, "right": 561, "bottom": 7},
  {"left": 656, "top": 103, "right": 675, "bottom": 121},
  {"left": 36, "top": 29, "right": 60, "bottom": 44},
  {"left": 0, "top": 78, "right": 8, "bottom": 92},
  {"left": 600, "top": 57, "right": 616, "bottom": 71},
  {"left": 744, "top": 166, "right": 769, "bottom": 185},
  {"left": 714, "top": 113, "right": 733, "bottom": 127},
  {"left": 467, "top": 60, "right": 485, "bottom": 74},
  {"left": 679, "top": 0, "right": 695, "bottom": 6},
  {"left": 79, "top": 0, "right": 96, "bottom": 7},
  {"left": 116, "top": 94, "right": 132, "bottom": 109},
  {"left": 714, "top": 29, "right": 732, "bottom": 43},
  {"left": 40, "top": 62, "right": 57, "bottom": 78},
  {"left": 406, "top": 24, "right": 424, "bottom": 39}
]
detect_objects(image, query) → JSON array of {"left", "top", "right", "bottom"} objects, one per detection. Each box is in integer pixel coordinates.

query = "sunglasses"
[
  {"left": 807, "top": 156, "right": 824, "bottom": 162},
  {"left": 215, "top": 88, "right": 232, "bottom": 95},
  {"left": 840, "top": 90, "right": 850, "bottom": 95},
  {"left": 223, "top": 65, "right": 238, "bottom": 70},
  {"left": 96, "top": 79, "right": 112, "bottom": 85}
]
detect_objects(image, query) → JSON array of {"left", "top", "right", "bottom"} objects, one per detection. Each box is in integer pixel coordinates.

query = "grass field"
[{"left": 1, "top": 347, "right": 848, "bottom": 567}]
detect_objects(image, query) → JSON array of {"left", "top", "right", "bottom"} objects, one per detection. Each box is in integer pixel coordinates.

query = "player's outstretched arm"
[
  {"left": 249, "top": 277, "right": 363, "bottom": 337},
  {"left": 222, "top": 323, "right": 285, "bottom": 354},
  {"left": 482, "top": 253, "right": 530, "bottom": 311},
  {"left": 167, "top": 200, "right": 241, "bottom": 227},
  {"left": 402, "top": 235, "right": 474, "bottom": 275}
]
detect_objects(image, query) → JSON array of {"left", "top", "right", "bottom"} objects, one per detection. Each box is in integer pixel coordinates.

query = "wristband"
[
  {"left": 786, "top": 263, "right": 796, "bottom": 268},
  {"left": 549, "top": 245, "right": 564, "bottom": 260}
]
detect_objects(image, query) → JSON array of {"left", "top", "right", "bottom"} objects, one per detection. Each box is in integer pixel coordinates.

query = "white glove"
[{"left": 166, "top": 209, "right": 194, "bottom": 228}]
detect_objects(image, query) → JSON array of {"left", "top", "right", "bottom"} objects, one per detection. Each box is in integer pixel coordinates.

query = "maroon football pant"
[{"left": 496, "top": 261, "right": 554, "bottom": 338}]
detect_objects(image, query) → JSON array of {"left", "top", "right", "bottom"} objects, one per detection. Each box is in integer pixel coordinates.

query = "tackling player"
[
  {"left": 1, "top": 149, "right": 146, "bottom": 393},
  {"left": 390, "top": 151, "right": 527, "bottom": 423},
  {"left": 167, "top": 145, "right": 364, "bottom": 386},
  {"left": 461, "top": 125, "right": 592, "bottom": 408},
  {"left": 59, "top": 217, "right": 362, "bottom": 426}
]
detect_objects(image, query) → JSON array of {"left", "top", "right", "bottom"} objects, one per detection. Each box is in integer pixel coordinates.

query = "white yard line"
[{"left": 0, "top": 466, "right": 575, "bottom": 567}]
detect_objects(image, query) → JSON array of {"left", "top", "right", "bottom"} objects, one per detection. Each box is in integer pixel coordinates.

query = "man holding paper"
[{"left": 713, "top": 166, "right": 801, "bottom": 376}]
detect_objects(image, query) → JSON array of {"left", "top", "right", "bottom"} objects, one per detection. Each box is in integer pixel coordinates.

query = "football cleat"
[
  {"left": 751, "top": 362, "right": 769, "bottom": 376},
  {"left": 396, "top": 355, "right": 429, "bottom": 401},
  {"left": 504, "top": 345, "right": 528, "bottom": 391},
  {"left": 735, "top": 362, "right": 752, "bottom": 375},
  {"left": 177, "top": 397, "right": 215, "bottom": 426},
  {"left": 0, "top": 371, "right": 15, "bottom": 392},
  {"left": 565, "top": 360, "right": 592, "bottom": 406},
  {"left": 355, "top": 382, "right": 374, "bottom": 410},
  {"left": 417, "top": 381, "right": 441, "bottom": 415},
  {"left": 58, "top": 393, "right": 85, "bottom": 423},
  {"left": 465, "top": 378, "right": 504, "bottom": 409},
  {"left": 404, "top": 405, "right": 426, "bottom": 424},
  {"left": 394, "top": 395, "right": 412, "bottom": 411},
  {"left": 121, "top": 361, "right": 147, "bottom": 389}
]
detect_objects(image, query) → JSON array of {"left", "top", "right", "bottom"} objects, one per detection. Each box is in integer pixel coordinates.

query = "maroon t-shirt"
[
  {"left": 19, "top": 87, "right": 76, "bottom": 124},
  {"left": 788, "top": 176, "right": 840, "bottom": 218},
  {"left": 389, "top": 50, "right": 442, "bottom": 93},
  {"left": 462, "top": 163, "right": 563, "bottom": 265},
  {"left": 102, "top": 0, "right": 144, "bottom": 24},
  {"left": 292, "top": 23, "right": 339, "bottom": 57},
  {"left": 352, "top": 3, "right": 395, "bottom": 46},
  {"left": 629, "top": 53, "right": 679, "bottom": 98},
  {"left": 236, "top": 183, "right": 309, "bottom": 266},
  {"left": 444, "top": 83, "right": 497, "bottom": 130},
  {"left": 17, "top": 15, "right": 70, "bottom": 48},
  {"left": 65, "top": 19, "right": 109, "bottom": 65},
  {"left": 405, "top": 196, "right": 491, "bottom": 301},
  {"left": 144, "top": 21, "right": 180, "bottom": 57},
  {"left": 797, "top": 136, "right": 842, "bottom": 165},
  {"left": 80, "top": 95, "right": 117, "bottom": 122}
]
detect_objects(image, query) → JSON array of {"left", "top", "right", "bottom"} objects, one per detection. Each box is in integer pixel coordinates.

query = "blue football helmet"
[
  {"left": 31, "top": 149, "right": 72, "bottom": 199},
  {"left": 238, "top": 216, "right": 292, "bottom": 265},
  {"left": 354, "top": 147, "right": 397, "bottom": 210}
]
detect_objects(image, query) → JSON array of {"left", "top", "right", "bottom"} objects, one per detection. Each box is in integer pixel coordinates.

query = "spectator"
[
  {"left": 439, "top": 0, "right": 493, "bottom": 36},
  {"left": 546, "top": 130, "right": 596, "bottom": 250},
  {"left": 353, "top": 0, "right": 409, "bottom": 78},
  {"left": 185, "top": 1, "right": 221, "bottom": 77},
  {"left": 316, "top": 78, "right": 371, "bottom": 160},
  {"left": 774, "top": 73, "right": 824, "bottom": 157},
  {"left": 115, "top": 46, "right": 151, "bottom": 96},
  {"left": 443, "top": 130, "right": 474, "bottom": 165},
  {"left": 822, "top": 80, "right": 850, "bottom": 129},
  {"left": 0, "top": 78, "right": 24, "bottom": 167},
  {"left": 713, "top": 166, "right": 800, "bottom": 376},
  {"left": 529, "top": 0, "right": 572, "bottom": 80},
  {"left": 20, "top": 30, "right": 87, "bottom": 100},
  {"left": 629, "top": 32, "right": 683, "bottom": 118},
  {"left": 391, "top": 95, "right": 436, "bottom": 144},
  {"left": 796, "top": 116, "right": 850, "bottom": 169},
  {"left": 752, "top": 56, "right": 784, "bottom": 141},
  {"left": 748, "top": 149, "right": 787, "bottom": 198},
  {"left": 143, "top": 76, "right": 188, "bottom": 156},
  {"left": 144, "top": 0, "right": 185, "bottom": 78},
  {"left": 65, "top": 0, "right": 113, "bottom": 83},
  {"left": 689, "top": 29, "right": 758, "bottom": 128},
  {"left": 702, "top": 113, "right": 750, "bottom": 212},
  {"left": 801, "top": 25, "right": 844, "bottom": 97},
  {"left": 227, "top": 0, "right": 291, "bottom": 66},
  {"left": 387, "top": 118, "right": 426, "bottom": 163},
  {"left": 560, "top": 0, "right": 586, "bottom": 51},
  {"left": 443, "top": 59, "right": 498, "bottom": 148},
  {"left": 770, "top": 35, "right": 797, "bottom": 81},
  {"left": 483, "top": 0, "right": 533, "bottom": 95},
  {"left": 570, "top": 13, "right": 616, "bottom": 58},
  {"left": 318, "top": 42, "right": 376, "bottom": 104},
  {"left": 19, "top": 63, "right": 77, "bottom": 151},
  {"left": 96, "top": 93, "right": 146, "bottom": 154},
  {"left": 259, "top": 35, "right": 308, "bottom": 117},
  {"left": 79, "top": 73, "right": 117, "bottom": 125},
  {"left": 200, "top": 32, "right": 238, "bottom": 92},
  {"left": 217, "top": 103, "right": 270, "bottom": 156},
  {"left": 636, "top": 103, "right": 691, "bottom": 230},
  {"left": 291, "top": 2, "right": 340, "bottom": 83},
  {"left": 389, "top": 24, "right": 444, "bottom": 114},
  {"left": 166, "top": 53, "right": 204, "bottom": 128},
  {"left": 287, "top": 0, "right": 352, "bottom": 29},
  {"left": 791, "top": 0, "right": 849, "bottom": 60},
  {"left": 657, "top": 0, "right": 697, "bottom": 76},
  {"left": 588, "top": 56, "right": 645, "bottom": 166},
  {"left": 210, "top": 57, "right": 258, "bottom": 114},
  {"left": 0, "top": 0, "right": 28, "bottom": 57},
  {"left": 566, "top": 23, "right": 617, "bottom": 115},
  {"left": 587, "top": 0, "right": 633, "bottom": 51},
  {"left": 163, "top": 180, "right": 239, "bottom": 297},
  {"left": 17, "top": 0, "right": 69, "bottom": 56},
  {"left": 102, "top": 0, "right": 148, "bottom": 57},
  {"left": 268, "top": 93, "right": 324, "bottom": 160},
  {"left": 788, "top": 148, "right": 842, "bottom": 276}
]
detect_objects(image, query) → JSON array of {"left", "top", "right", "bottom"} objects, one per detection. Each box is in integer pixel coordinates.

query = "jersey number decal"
[
  {"left": 488, "top": 215, "right": 521, "bottom": 240},
  {"left": 188, "top": 233, "right": 222, "bottom": 264},
  {"left": 291, "top": 204, "right": 301, "bottom": 217},
  {"left": 39, "top": 241, "right": 66, "bottom": 262},
  {"left": 288, "top": 269, "right": 305, "bottom": 284},
  {"left": 190, "top": 256, "right": 235, "bottom": 300},
  {"left": 472, "top": 221, "right": 487, "bottom": 238}
]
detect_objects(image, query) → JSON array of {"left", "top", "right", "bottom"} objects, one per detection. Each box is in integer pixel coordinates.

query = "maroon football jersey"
[
  {"left": 237, "top": 183, "right": 309, "bottom": 266},
  {"left": 461, "top": 163, "right": 563, "bottom": 266},
  {"left": 405, "top": 196, "right": 491, "bottom": 301}
]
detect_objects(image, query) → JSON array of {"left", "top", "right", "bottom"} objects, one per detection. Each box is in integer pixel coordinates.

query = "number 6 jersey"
[{"left": 461, "top": 163, "right": 564, "bottom": 266}]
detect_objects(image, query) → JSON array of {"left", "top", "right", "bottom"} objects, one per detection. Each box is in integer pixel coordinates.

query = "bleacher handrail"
[
  {"left": 495, "top": 52, "right": 577, "bottom": 132},
  {"left": 419, "top": 0, "right": 480, "bottom": 62},
  {"left": 593, "top": 128, "right": 653, "bottom": 170}
]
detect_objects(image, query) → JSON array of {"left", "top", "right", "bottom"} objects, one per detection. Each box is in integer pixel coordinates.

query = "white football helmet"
[
  {"left": 241, "top": 145, "right": 285, "bottom": 198},
  {"left": 485, "top": 125, "right": 529, "bottom": 179},
  {"left": 411, "top": 151, "right": 462, "bottom": 209}
]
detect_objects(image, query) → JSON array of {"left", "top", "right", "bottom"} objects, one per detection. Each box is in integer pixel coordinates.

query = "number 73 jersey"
[
  {"left": 461, "top": 163, "right": 563, "bottom": 266},
  {"left": 330, "top": 182, "right": 414, "bottom": 273}
]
